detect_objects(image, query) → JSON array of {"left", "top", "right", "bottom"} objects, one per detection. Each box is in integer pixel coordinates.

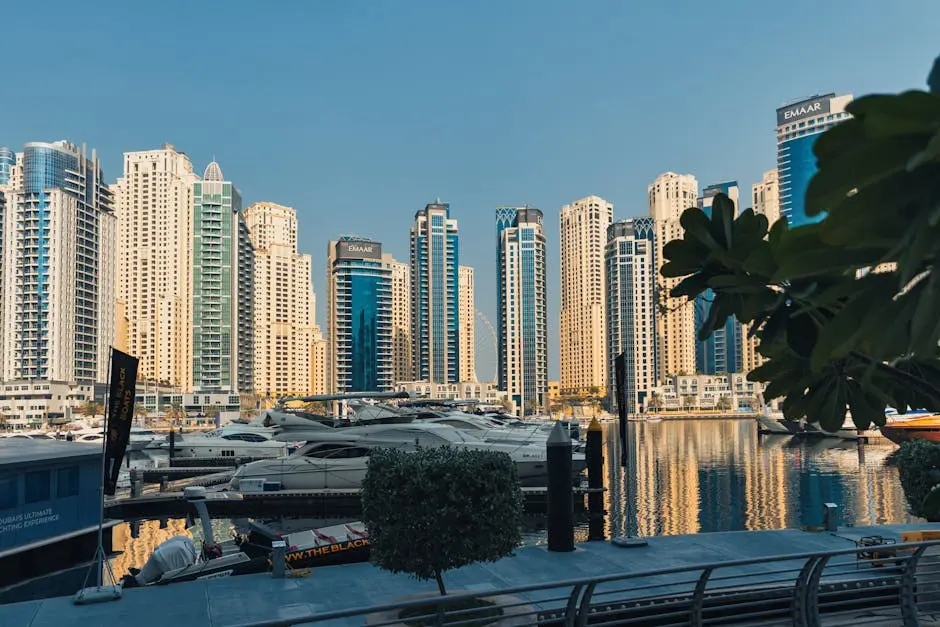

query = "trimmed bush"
[
  {"left": 896, "top": 440, "right": 940, "bottom": 519},
  {"left": 361, "top": 446, "right": 524, "bottom": 595}
]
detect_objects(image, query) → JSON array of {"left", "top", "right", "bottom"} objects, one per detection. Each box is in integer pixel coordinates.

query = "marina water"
[{"left": 109, "top": 419, "right": 916, "bottom": 574}]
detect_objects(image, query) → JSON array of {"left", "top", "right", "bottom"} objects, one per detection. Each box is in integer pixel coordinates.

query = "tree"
[
  {"left": 716, "top": 395, "right": 733, "bottom": 412},
  {"left": 682, "top": 395, "right": 697, "bottom": 412},
  {"left": 79, "top": 400, "right": 103, "bottom": 418},
  {"left": 524, "top": 398, "right": 538, "bottom": 416},
  {"left": 166, "top": 401, "right": 186, "bottom": 425},
  {"left": 361, "top": 447, "right": 523, "bottom": 596},
  {"left": 659, "top": 55, "right": 940, "bottom": 435},
  {"left": 133, "top": 405, "right": 149, "bottom": 426},
  {"left": 499, "top": 398, "right": 513, "bottom": 413},
  {"left": 204, "top": 405, "right": 220, "bottom": 422},
  {"left": 303, "top": 401, "right": 329, "bottom": 415},
  {"left": 647, "top": 392, "right": 664, "bottom": 413}
]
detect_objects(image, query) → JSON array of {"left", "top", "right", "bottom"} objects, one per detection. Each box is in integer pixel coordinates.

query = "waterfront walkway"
[{"left": 2, "top": 523, "right": 937, "bottom": 627}]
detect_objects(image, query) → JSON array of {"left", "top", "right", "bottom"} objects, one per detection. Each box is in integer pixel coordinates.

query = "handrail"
[{"left": 232, "top": 539, "right": 940, "bottom": 627}]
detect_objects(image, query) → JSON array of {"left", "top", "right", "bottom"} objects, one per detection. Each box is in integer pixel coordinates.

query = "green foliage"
[
  {"left": 896, "top": 440, "right": 940, "bottom": 519},
  {"left": 660, "top": 55, "right": 940, "bottom": 433},
  {"left": 361, "top": 446, "right": 523, "bottom": 595}
]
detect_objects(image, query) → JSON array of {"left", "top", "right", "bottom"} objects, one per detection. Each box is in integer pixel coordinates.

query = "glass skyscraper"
[
  {"left": 0, "top": 141, "right": 115, "bottom": 384},
  {"left": 496, "top": 206, "right": 547, "bottom": 414},
  {"left": 327, "top": 238, "right": 392, "bottom": 392},
  {"left": 776, "top": 93, "right": 853, "bottom": 227},
  {"left": 410, "top": 201, "right": 459, "bottom": 383},
  {"left": 0, "top": 147, "right": 14, "bottom": 185},
  {"left": 695, "top": 182, "right": 743, "bottom": 375},
  {"left": 192, "top": 161, "right": 254, "bottom": 393}
]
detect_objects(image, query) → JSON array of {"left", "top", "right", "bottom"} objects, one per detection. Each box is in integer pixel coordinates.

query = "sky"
[{"left": 3, "top": 0, "right": 938, "bottom": 382}]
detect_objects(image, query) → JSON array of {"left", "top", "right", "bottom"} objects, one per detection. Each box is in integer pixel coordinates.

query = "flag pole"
[{"left": 74, "top": 346, "right": 121, "bottom": 604}]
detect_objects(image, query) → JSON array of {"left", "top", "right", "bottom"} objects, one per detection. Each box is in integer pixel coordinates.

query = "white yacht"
[
  {"left": 159, "top": 429, "right": 288, "bottom": 458},
  {"left": 231, "top": 414, "right": 585, "bottom": 489},
  {"left": 69, "top": 427, "right": 156, "bottom": 451}
]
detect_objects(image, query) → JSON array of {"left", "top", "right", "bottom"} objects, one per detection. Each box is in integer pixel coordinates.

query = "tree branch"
[{"left": 849, "top": 350, "right": 940, "bottom": 405}]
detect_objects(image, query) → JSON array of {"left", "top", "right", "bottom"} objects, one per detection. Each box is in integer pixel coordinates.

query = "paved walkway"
[{"left": 1, "top": 524, "right": 935, "bottom": 627}]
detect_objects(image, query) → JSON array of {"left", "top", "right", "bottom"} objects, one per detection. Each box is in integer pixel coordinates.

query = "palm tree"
[
  {"left": 524, "top": 398, "right": 538, "bottom": 417},
  {"left": 716, "top": 395, "right": 733, "bottom": 412},
  {"left": 303, "top": 401, "right": 329, "bottom": 415},
  {"left": 682, "top": 395, "right": 697, "bottom": 412},
  {"left": 133, "top": 404, "right": 149, "bottom": 426},
  {"left": 166, "top": 401, "right": 186, "bottom": 426},
  {"left": 647, "top": 392, "right": 664, "bottom": 413}
]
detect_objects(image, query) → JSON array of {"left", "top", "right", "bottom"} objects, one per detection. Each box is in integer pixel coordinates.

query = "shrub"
[
  {"left": 896, "top": 440, "right": 940, "bottom": 519},
  {"left": 361, "top": 446, "right": 524, "bottom": 595}
]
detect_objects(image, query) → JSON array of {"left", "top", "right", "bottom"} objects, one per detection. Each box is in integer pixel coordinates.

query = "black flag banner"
[
  {"left": 615, "top": 352, "right": 628, "bottom": 468},
  {"left": 104, "top": 348, "right": 139, "bottom": 495}
]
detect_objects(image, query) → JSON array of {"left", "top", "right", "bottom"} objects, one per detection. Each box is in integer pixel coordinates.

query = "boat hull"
[{"left": 880, "top": 425, "right": 940, "bottom": 445}]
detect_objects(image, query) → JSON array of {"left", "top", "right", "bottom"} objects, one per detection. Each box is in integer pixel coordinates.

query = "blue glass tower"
[
  {"left": 496, "top": 206, "right": 547, "bottom": 414},
  {"left": 0, "top": 147, "right": 14, "bottom": 185},
  {"left": 411, "top": 202, "right": 459, "bottom": 383},
  {"left": 695, "top": 183, "right": 743, "bottom": 375},
  {"left": 777, "top": 94, "right": 852, "bottom": 226},
  {"left": 327, "top": 238, "right": 392, "bottom": 392}
]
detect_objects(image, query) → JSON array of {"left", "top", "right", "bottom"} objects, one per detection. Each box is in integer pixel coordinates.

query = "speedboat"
[
  {"left": 232, "top": 419, "right": 585, "bottom": 489},
  {"left": 756, "top": 412, "right": 798, "bottom": 435},
  {"left": 880, "top": 415, "right": 940, "bottom": 445}
]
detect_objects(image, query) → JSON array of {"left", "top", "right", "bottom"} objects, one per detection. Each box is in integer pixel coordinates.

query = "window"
[
  {"left": 25, "top": 470, "right": 50, "bottom": 503},
  {"left": 57, "top": 466, "right": 80, "bottom": 498},
  {"left": 0, "top": 476, "right": 17, "bottom": 509}
]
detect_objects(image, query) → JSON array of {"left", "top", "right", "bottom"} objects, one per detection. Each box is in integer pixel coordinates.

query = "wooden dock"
[{"left": 104, "top": 486, "right": 590, "bottom": 520}]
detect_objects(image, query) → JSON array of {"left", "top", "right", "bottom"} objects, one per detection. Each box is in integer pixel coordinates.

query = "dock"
[
  {"left": 5, "top": 523, "right": 938, "bottom": 627},
  {"left": 104, "top": 486, "right": 591, "bottom": 520}
]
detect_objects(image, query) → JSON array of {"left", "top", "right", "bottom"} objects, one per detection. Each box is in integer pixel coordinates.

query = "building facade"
[
  {"left": 394, "top": 380, "right": 509, "bottom": 407},
  {"left": 752, "top": 169, "right": 781, "bottom": 226},
  {"left": 649, "top": 173, "right": 698, "bottom": 381},
  {"left": 0, "top": 147, "right": 14, "bottom": 185},
  {"left": 559, "top": 195, "right": 612, "bottom": 397},
  {"left": 327, "top": 238, "right": 392, "bottom": 393},
  {"left": 410, "top": 201, "right": 460, "bottom": 383},
  {"left": 496, "top": 206, "right": 548, "bottom": 415},
  {"left": 244, "top": 201, "right": 320, "bottom": 398},
  {"left": 0, "top": 141, "right": 115, "bottom": 388},
  {"left": 458, "top": 265, "right": 476, "bottom": 383},
  {"left": 387, "top": 258, "right": 412, "bottom": 384},
  {"left": 777, "top": 94, "right": 853, "bottom": 227},
  {"left": 647, "top": 373, "right": 763, "bottom": 413},
  {"left": 114, "top": 145, "right": 197, "bottom": 391},
  {"left": 605, "top": 218, "right": 657, "bottom": 414},
  {"left": 694, "top": 182, "right": 743, "bottom": 375},
  {"left": 191, "top": 161, "right": 253, "bottom": 394}
]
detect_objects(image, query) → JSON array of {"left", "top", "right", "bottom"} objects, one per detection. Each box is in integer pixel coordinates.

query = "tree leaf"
[
  {"left": 810, "top": 304, "right": 869, "bottom": 371},
  {"left": 908, "top": 130, "right": 940, "bottom": 170},
  {"left": 786, "top": 312, "right": 818, "bottom": 359},
  {"left": 930, "top": 56, "right": 940, "bottom": 95},
  {"left": 671, "top": 273, "right": 710, "bottom": 299},
  {"left": 680, "top": 208, "right": 724, "bottom": 253},
  {"left": 911, "top": 273, "right": 940, "bottom": 356},
  {"left": 711, "top": 193, "right": 736, "bottom": 249}
]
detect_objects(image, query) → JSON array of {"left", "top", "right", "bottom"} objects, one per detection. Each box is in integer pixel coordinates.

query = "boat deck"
[{"left": 3, "top": 523, "right": 937, "bottom": 627}]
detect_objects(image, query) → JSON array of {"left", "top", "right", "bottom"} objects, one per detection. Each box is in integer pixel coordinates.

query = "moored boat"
[{"left": 879, "top": 415, "right": 940, "bottom": 445}]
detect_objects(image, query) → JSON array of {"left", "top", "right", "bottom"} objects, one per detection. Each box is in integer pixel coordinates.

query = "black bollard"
[
  {"left": 130, "top": 521, "right": 140, "bottom": 539},
  {"left": 586, "top": 417, "right": 605, "bottom": 541},
  {"left": 547, "top": 422, "right": 574, "bottom": 552},
  {"left": 168, "top": 429, "right": 176, "bottom": 458}
]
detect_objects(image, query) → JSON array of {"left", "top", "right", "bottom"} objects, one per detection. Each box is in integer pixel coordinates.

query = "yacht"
[
  {"left": 231, "top": 416, "right": 585, "bottom": 489},
  {"left": 158, "top": 429, "right": 288, "bottom": 458},
  {"left": 69, "top": 427, "right": 156, "bottom": 451}
]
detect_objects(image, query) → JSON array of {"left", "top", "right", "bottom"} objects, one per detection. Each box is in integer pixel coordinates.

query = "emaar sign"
[
  {"left": 776, "top": 95, "right": 833, "bottom": 126},
  {"left": 337, "top": 240, "right": 382, "bottom": 260}
]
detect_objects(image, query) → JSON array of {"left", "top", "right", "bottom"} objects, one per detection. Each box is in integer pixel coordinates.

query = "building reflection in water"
[{"left": 601, "top": 420, "right": 914, "bottom": 539}]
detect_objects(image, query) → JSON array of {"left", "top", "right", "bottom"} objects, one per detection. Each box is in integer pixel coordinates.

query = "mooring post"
[
  {"left": 130, "top": 521, "right": 140, "bottom": 539},
  {"left": 271, "top": 540, "right": 287, "bottom": 578},
  {"left": 586, "top": 417, "right": 605, "bottom": 541},
  {"left": 547, "top": 421, "right": 574, "bottom": 552},
  {"left": 168, "top": 429, "right": 176, "bottom": 458},
  {"left": 160, "top": 476, "right": 168, "bottom": 493}
]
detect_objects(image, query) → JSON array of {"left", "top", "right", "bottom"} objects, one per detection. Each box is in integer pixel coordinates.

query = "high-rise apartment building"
[
  {"left": 458, "top": 266, "right": 476, "bottom": 383},
  {"left": 0, "top": 141, "right": 115, "bottom": 384},
  {"left": 649, "top": 173, "right": 698, "bottom": 381},
  {"left": 0, "top": 147, "right": 14, "bottom": 185},
  {"left": 752, "top": 170, "right": 781, "bottom": 226},
  {"left": 114, "top": 145, "right": 197, "bottom": 390},
  {"left": 327, "top": 238, "right": 392, "bottom": 393},
  {"left": 559, "top": 196, "right": 612, "bottom": 396},
  {"left": 605, "top": 218, "right": 657, "bottom": 414},
  {"left": 244, "top": 201, "right": 320, "bottom": 398},
  {"left": 694, "top": 182, "right": 743, "bottom": 375},
  {"left": 387, "top": 258, "right": 412, "bottom": 384},
  {"left": 410, "top": 201, "right": 459, "bottom": 383},
  {"left": 777, "top": 94, "right": 852, "bottom": 226},
  {"left": 496, "top": 206, "right": 548, "bottom": 414},
  {"left": 310, "top": 327, "right": 327, "bottom": 395},
  {"left": 191, "top": 162, "right": 253, "bottom": 393}
]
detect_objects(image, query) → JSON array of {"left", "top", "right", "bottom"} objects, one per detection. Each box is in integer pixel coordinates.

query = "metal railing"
[{"left": 232, "top": 539, "right": 940, "bottom": 627}]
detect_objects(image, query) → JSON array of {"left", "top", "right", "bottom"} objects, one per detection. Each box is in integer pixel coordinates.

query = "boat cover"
[{"left": 135, "top": 536, "right": 197, "bottom": 585}]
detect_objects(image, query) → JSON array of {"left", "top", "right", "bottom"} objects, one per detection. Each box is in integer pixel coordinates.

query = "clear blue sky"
[{"left": 4, "top": 0, "right": 938, "bottom": 381}]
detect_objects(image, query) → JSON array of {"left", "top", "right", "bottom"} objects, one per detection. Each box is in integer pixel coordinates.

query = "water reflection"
[{"left": 603, "top": 420, "right": 916, "bottom": 539}]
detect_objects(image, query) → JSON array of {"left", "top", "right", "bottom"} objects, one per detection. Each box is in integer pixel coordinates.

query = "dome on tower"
[{"left": 203, "top": 161, "right": 224, "bottom": 181}]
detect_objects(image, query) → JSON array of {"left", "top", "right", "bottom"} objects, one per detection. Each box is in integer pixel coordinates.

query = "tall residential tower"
[
  {"left": 410, "top": 201, "right": 459, "bottom": 383},
  {"left": 559, "top": 196, "right": 612, "bottom": 396},
  {"left": 387, "top": 258, "right": 412, "bottom": 384},
  {"left": 497, "top": 206, "right": 548, "bottom": 414},
  {"left": 458, "top": 266, "right": 476, "bottom": 383}
]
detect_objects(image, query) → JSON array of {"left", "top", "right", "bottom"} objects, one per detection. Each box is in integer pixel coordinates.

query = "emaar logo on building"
[
  {"left": 784, "top": 102, "right": 822, "bottom": 120},
  {"left": 776, "top": 94, "right": 833, "bottom": 125}
]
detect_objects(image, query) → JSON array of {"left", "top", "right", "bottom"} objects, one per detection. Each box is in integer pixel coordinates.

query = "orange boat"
[{"left": 880, "top": 415, "right": 940, "bottom": 445}]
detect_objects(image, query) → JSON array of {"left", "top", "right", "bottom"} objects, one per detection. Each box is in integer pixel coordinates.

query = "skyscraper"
[
  {"left": 191, "top": 161, "right": 253, "bottom": 393},
  {"left": 694, "top": 182, "right": 743, "bottom": 375},
  {"left": 410, "top": 201, "right": 459, "bottom": 383},
  {"left": 559, "top": 195, "right": 612, "bottom": 397},
  {"left": 327, "top": 238, "right": 392, "bottom": 393},
  {"left": 0, "top": 141, "right": 115, "bottom": 383},
  {"left": 387, "top": 258, "right": 412, "bottom": 384},
  {"left": 458, "top": 265, "right": 476, "bottom": 382},
  {"left": 244, "top": 201, "right": 321, "bottom": 398},
  {"left": 114, "top": 145, "right": 197, "bottom": 390},
  {"left": 0, "top": 147, "right": 14, "bottom": 185},
  {"left": 497, "top": 206, "right": 548, "bottom": 414},
  {"left": 752, "top": 170, "right": 781, "bottom": 226},
  {"left": 777, "top": 94, "right": 853, "bottom": 226},
  {"left": 649, "top": 173, "right": 698, "bottom": 380},
  {"left": 605, "top": 218, "right": 657, "bottom": 414}
]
